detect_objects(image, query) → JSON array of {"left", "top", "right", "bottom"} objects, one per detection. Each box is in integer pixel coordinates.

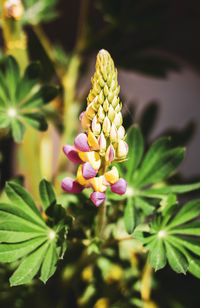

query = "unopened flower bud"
[
  {"left": 111, "top": 178, "right": 127, "bottom": 195},
  {"left": 82, "top": 162, "right": 97, "bottom": 180},
  {"left": 74, "top": 133, "right": 90, "bottom": 152},
  {"left": 92, "top": 116, "right": 101, "bottom": 135},
  {"left": 105, "top": 144, "right": 115, "bottom": 162},
  {"left": 112, "top": 96, "right": 119, "bottom": 108},
  {"left": 98, "top": 91, "right": 104, "bottom": 105},
  {"left": 97, "top": 105, "right": 105, "bottom": 123},
  {"left": 108, "top": 91, "right": 114, "bottom": 103},
  {"left": 110, "top": 123, "right": 118, "bottom": 142},
  {"left": 108, "top": 105, "right": 115, "bottom": 121},
  {"left": 86, "top": 102, "right": 96, "bottom": 120},
  {"left": 115, "top": 102, "right": 122, "bottom": 113},
  {"left": 90, "top": 191, "right": 106, "bottom": 207},
  {"left": 114, "top": 112, "right": 122, "bottom": 128},
  {"left": 5, "top": 0, "right": 24, "bottom": 20},
  {"left": 63, "top": 145, "right": 83, "bottom": 164},
  {"left": 61, "top": 177, "right": 84, "bottom": 193},
  {"left": 103, "top": 116, "right": 111, "bottom": 137},
  {"left": 117, "top": 140, "right": 128, "bottom": 158},
  {"left": 118, "top": 126, "right": 125, "bottom": 139},
  {"left": 99, "top": 132, "right": 107, "bottom": 153},
  {"left": 104, "top": 84, "right": 109, "bottom": 97},
  {"left": 80, "top": 111, "right": 91, "bottom": 130},
  {"left": 103, "top": 98, "right": 109, "bottom": 112}
]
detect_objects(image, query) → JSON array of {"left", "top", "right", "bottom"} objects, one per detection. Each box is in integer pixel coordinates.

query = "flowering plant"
[{"left": 0, "top": 1, "right": 199, "bottom": 307}]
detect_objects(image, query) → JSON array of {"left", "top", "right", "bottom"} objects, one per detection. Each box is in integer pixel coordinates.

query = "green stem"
[
  {"left": 0, "top": 0, "right": 41, "bottom": 202},
  {"left": 0, "top": 0, "right": 28, "bottom": 72}
]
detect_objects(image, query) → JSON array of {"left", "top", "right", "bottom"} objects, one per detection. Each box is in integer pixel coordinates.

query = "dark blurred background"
[{"left": 0, "top": 0, "right": 200, "bottom": 307}]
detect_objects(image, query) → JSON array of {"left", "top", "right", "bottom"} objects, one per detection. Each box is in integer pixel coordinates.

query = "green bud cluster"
[{"left": 83, "top": 49, "right": 127, "bottom": 159}]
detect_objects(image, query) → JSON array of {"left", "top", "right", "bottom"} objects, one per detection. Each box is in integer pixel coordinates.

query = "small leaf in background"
[
  {"left": 124, "top": 197, "right": 136, "bottom": 234},
  {"left": 135, "top": 141, "right": 185, "bottom": 188},
  {"left": 123, "top": 125, "right": 144, "bottom": 182},
  {"left": 22, "top": 0, "right": 59, "bottom": 25},
  {"left": 0, "top": 56, "right": 59, "bottom": 143},
  {"left": 39, "top": 179, "right": 56, "bottom": 211},
  {"left": 134, "top": 136, "right": 172, "bottom": 187}
]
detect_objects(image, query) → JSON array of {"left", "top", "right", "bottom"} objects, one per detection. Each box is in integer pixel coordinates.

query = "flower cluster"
[{"left": 61, "top": 49, "right": 128, "bottom": 206}]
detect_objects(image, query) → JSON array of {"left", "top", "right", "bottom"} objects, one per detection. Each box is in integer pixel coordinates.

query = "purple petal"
[
  {"left": 63, "top": 145, "right": 83, "bottom": 164},
  {"left": 61, "top": 177, "right": 84, "bottom": 193},
  {"left": 111, "top": 178, "right": 127, "bottom": 195},
  {"left": 79, "top": 111, "right": 85, "bottom": 121},
  {"left": 90, "top": 191, "right": 106, "bottom": 207},
  {"left": 105, "top": 144, "right": 115, "bottom": 162},
  {"left": 82, "top": 162, "right": 97, "bottom": 180},
  {"left": 74, "top": 133, "right": 90, "bottom": 152}
]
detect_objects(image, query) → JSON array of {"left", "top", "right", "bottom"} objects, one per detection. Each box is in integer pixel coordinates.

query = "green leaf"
[
  {"left": 124, "top": 125, "right": 144, "bottom": 181},
  {"left": 169, "top": 236, "right": 200, "bottom": 257},
  {"left": 135, "top": 196, "right": 155, "bottom": 215},
  {"left": 20, "top": 85, "right": 58, "bottom": 109},
  {"left": 5, "top": 182, "right": 45, "bottom": 227},
  {"left": 16, "top": 62, "right": 41, "bottom": 103},
  {"left": 165, "top": 241, "right": 188, "bottom": 274},
  {"left": 149, "top": 239, "right": 166, "bottom": 271},
  {"left": 134, "top": 137, "right": 171, "bottom": 187},
  {"left": 11, "top": 119, "right": 26, "bottom": 143},
  {"left": 168, "top": 200, "right": 200, "bottom": 229},
  {"left": 0, "top": 207, "right": 47, "bottom": 236},
  {"left": 135, "top": 147, "right": 185, "bottom": 188},
  {"left": 188, "top": 257, "right": 200, "bottom": 279},
  {"left": 0, "top": 114, "right": 10, "bottom": 128},
  {"left": 40, "top": 241, "right": 58, "bottom": 283},
  {"left": 124, "top": 197, "right": 136, "bottom": 234},
  {"left": 10, "top": 241, "right": 49, "bottom": 286},
  {"left": 0, "top": 180, "right": 70, "bottom": 285},
  {"left": 21, "top": 112, "right": 48, "bottom": 131},
  {"left": 142, "top": 182, "right": 200, "bottom": 196},
  {"left": 170, "top": 221, "right": 200, "bottom": 236},
  {"left": 5, "top": 56, "right": 20, "bottom": 102},
  {"left": 0, "top": 236, "right": 47, "bottom": 262},
  {"left": 0, "top": 71, "right": 8, "bottom": 103},
  {"left": 39, "top": 179, "right": 56, "bottom": 211}
]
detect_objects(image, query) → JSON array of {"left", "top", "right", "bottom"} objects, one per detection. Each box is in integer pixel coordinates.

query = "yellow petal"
[
  {"left": 88, "top": 131, "right": 99, "bottom": 150},
  {"left": 77, "top": 165, "right": 90, "bottom": 186},
  {"left": 90, "top": 176, "right": 108, "bottom": 192},
  {"left": 78, "top": 151, "right": 101, "bottom": 170},
  {"left": 104, "top": 166, "right": 119, "bottom": 184}
]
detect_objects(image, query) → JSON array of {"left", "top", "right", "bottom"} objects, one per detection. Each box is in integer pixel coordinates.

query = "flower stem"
[{"left": 141, "top": 258, "right": 153, "bottom": 303}]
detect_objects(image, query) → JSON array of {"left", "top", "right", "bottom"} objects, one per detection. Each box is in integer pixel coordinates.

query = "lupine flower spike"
[{"left": 61, "top": 49, "right": 128, "bottom": 206}]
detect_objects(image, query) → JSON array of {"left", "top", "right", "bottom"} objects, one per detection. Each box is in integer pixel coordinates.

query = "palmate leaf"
[
  {"left": 123, "top": 125, "right": 144, "bottom": 182},
  {"left": 0, "top": 180, "right": 71, "bottom": 285},
  {"left": 0, "top": 56, "right": 59, "bottom": 143},
  {"left": 134, "top": 199, "right": 200, "bottom": 278},
  {"left": 134, "top": 136, "right": 185, "bottom": 188},
  {"left": 22, "top": 0, "right": 59, "bottom": 25}
]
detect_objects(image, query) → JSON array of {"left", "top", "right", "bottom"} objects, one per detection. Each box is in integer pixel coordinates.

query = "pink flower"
[
  {"left": 90, "top": 191, "right": 106, "bottom": 207},
  {"left": 74, "top": 133, "right": 90, "bottom": 152},
  {"left": 63, "top": 145, "right": 83, "bottom": 164},
  {"left": 82, "top": 162, "right": 97, "bottom": 180},
  {"left": 61, "top": 177, "right": 84, "bottom": 193},
  {"left": 111, "top": 178, "right": 127, "bottom": 195}
]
